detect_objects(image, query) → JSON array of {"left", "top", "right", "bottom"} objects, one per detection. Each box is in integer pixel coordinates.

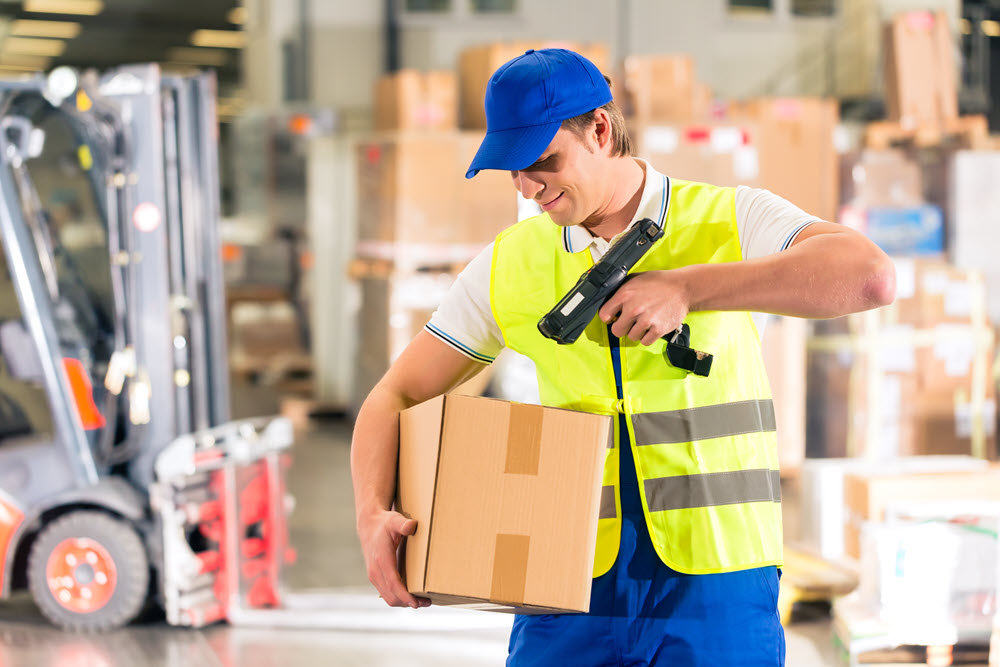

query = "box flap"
[{"left": 397, "top": 395, "right": 446, "bottom": 594}]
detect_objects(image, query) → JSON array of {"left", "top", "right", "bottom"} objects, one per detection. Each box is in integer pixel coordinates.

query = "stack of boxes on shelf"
[
  {"left": 354, "top": 43, "right": 603, "bottom": 407},
  {"left": 869, "top": 10, "right": 988, "bottom": 150}
]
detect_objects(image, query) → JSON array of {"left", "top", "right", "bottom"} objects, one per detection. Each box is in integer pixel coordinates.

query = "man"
[{"left": 352, "top": 48, "right": 895, "bottom": 666}]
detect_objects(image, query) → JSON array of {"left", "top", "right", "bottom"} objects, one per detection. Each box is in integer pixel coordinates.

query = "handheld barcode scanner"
[{"left": 537, "top": 218, "right": 714, "bottom": 377}]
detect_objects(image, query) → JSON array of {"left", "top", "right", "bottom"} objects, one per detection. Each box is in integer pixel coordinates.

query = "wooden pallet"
[
  {"left": 849, "top": 643, "right": 990, "bottom": 666},
  {"left": 865, "top": 115, "right": 989, "bottom": 150},
  {"left": 230, "top": 350, "right": 313, "bottom": 387},
  {"left": 347, "top": 257, "right": 469, "bottom": 280},
  {"left": 778, "top": 544, "right": 859, "bottom": 624},
  {"left": 833, "top": 595, "right": 995, "bottom": 667}
]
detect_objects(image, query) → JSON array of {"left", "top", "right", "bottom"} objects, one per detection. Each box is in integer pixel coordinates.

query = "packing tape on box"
[
  {"left": 505, "top": 403, "right": 544, "bottom": 475},
  {"left": 490, "top": 533, "right": 530, "bottom": 605}
]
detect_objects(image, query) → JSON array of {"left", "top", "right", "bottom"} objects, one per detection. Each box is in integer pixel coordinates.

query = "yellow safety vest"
[{"left": 490, "top": 178, "right": 782, "bottom": 576}]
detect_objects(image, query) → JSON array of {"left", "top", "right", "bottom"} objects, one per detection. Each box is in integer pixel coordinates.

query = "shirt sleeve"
[
  {"left": 424, "top": 242, "right": 505, "bottom": 364},
  {"left": 735, "top": 186, "right": 822, "bottom": 261}
]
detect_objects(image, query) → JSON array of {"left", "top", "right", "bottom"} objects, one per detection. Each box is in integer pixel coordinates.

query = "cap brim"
[{"left": 465, "top": 120, "right": 562, "bottom": 179}]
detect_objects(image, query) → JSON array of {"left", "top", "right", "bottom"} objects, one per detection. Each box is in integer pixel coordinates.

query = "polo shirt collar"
[{"left": 561, "top": 159, "right": 672, "bottom": 254}]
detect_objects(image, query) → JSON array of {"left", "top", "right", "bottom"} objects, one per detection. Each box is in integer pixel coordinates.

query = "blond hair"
[{"left": 560, "top": 76, "right": 633, "bottom": 157}]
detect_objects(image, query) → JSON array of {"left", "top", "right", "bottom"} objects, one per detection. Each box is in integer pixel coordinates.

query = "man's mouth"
[{"left": 540, "top": 193, "right": 563, "bottom": 211}]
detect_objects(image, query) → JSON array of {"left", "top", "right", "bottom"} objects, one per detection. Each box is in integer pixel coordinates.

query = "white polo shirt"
[{"left": 426, "top": 160, "right": 819, "bottom": 364}]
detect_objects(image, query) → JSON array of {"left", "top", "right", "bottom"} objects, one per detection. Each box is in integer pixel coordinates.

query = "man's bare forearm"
[
  {"left": 679, "top": 225, "right": 895, "bottom": 319},
  {"left": 351, "top": 383, "right": 412, "bottom": 525}
]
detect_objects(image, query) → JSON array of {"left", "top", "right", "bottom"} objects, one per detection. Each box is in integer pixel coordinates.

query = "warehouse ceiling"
[{"left": 0, "top": 0, "right": 242, "bottom": 85}]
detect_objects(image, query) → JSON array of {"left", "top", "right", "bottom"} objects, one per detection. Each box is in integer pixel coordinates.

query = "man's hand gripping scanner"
[{"left": 537, "top": 218, "right": 714, "bottom": 377}]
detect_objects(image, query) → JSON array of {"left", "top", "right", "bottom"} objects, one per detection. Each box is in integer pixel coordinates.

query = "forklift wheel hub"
[{"left": 46, "top": 538, "right": 118, "bottom": 614}]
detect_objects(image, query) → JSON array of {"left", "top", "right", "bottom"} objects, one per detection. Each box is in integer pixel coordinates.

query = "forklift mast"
[{"left": 0, "top": 64, "right": 293, "bottom": 630}]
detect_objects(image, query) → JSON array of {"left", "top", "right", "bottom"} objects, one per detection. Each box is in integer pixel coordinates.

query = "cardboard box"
[
  {"left": 800, "top": 456, "right": 988, "bottom": 560},
  {"left": 844, "top": 467, "right": 1000, "bottom": 558},
  {"left": 730, "top": 98, "right": 840, "bottom": 223},
  {"left": 397, "top": 394, "right": 611, "bottom": 612},
  {"left": 356, "top": 132, "right": 516, "bottom": 246},
  {"left": 353, "top": 273, "right": 496, "bottom": 409},
  {"left": 629, "top": 120, "right": 761, "bottom": 188},
  {"left": 459, "top": 41, "right": 609, "bottom": 129},
  {"left": 948, "top": 150, "right": 1000, "bottom": 325},
  {"left": 839, "top": 149, "right": 922, "bottom": 209},
  {"left": 883, "top": 10, "right": 958, "bottom": 127},
  {"left": 622, "top": 54, "right": 697, "bottom": 121},
  {"left": 762, "top": 316, "right": 807, "bottom": 472},
  {"left": 375, "top": 70, "right": 457, "bottom": 131}
]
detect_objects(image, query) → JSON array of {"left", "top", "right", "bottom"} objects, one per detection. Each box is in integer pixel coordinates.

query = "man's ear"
[{"left": 592, "top": 108, "right": 613, "bottom": 153}]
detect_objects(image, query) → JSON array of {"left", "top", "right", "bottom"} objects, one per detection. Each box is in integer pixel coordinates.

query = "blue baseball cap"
[{"left": 465, "top": 48, "right": 612, "bottom": 179}]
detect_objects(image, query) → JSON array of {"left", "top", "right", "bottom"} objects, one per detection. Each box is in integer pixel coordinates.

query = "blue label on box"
[{"left": 865, "top": 205, "right": 944, "bottom": 255}]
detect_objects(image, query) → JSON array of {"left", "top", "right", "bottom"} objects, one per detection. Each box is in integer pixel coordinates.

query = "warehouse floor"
[{"left": 0, "top": 384, "right": 841, "bottom": 666}]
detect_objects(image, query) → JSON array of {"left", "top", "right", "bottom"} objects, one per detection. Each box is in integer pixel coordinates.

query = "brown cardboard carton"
[
  {"left": 623, "top": 55, "right": 696, "bottom": 121},
  {"left": 353, "top": 274, "right": 494, "bottom": 409},
  {"left": 908, "top": 389, "right": 997, "bottom": 459},
  {"left": 843, "top": 467, "right": 1000, "bottom": 558},
  {"left": 629, "top": 120, "right": 762, "bottom": 188},
  {"left": 730, "top": 98, "right": 839, "bottom": 223},
  {"left": 375, "top": 70, "right": 457, "bottom": 131},
  {"left": 398, "top": 395, "right": 611, "bottom": 613},
  {"left": 883, "top": 11, "right": 957, "bottom": 126},
  {"left": 458, "top": 131, "right": 518, "bottom": 243},
  {"left": 356, "top": 132, "right": 516, "bottom": 247},
  {"left": 459, "top": 41, "right": 609, "bottom": 129},
  {"left": 839, "top": 150, "right": 922, "bottom": 208},
  {"left": 356, "top": 133, "right": 461, "bottom": 245},
  {"left": 762, "top": 316, "right": 807, "bottom": 472}
]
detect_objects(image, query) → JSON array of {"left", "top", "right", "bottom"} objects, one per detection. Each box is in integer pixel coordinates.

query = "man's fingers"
[
  {"left": 599, "top": 297, "right": 622, "bottom": 324},
  {"left": 387, "top": 512, "right": 417, "bottom": 537},
  {"left": 374, "top": 553, "right": 421, "bottom": 608}
]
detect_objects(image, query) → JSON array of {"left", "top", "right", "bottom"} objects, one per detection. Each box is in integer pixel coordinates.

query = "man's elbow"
[{"left": 862, "top": 252, "right": 896, "bottom": 308}]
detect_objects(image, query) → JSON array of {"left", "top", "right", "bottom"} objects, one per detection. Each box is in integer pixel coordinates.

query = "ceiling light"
[
  {"left": 1, "top": 38, "right": 66, "bottom": 57},
  {"left": 166, "top": 47, "right": 230, "bottom": 67},
  {"left": 23, "top": 0, "right": 103, "bottom": 15},
  {"left": 982, "top": 20, "right": 1000, "bottom": 37},
  {"left": 10, "top": 20, "right": 81, "bottom": 39},
  {"left": 190, "top": 29, "right": 245, "bottom": 49},
  {"left": 227, "top": 7, "right": 247, "bottom": 25}
]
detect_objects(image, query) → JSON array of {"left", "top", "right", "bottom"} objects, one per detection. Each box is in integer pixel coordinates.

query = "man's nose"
[{"left": 513, "top": 171, "right": 543, "bottom": 200}]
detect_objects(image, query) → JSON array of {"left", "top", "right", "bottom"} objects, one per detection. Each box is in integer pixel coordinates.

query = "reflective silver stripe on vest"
[
  {"left": 644, "top": 469, "right": 781, "bottom": 512},
  {"left": 599, "top": 485, "right": 616, "bottom": 519},
  {"left": 631, "top": 399, "right": 776, "bottom": 446}
]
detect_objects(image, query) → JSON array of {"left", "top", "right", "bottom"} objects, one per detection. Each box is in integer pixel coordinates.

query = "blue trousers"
[{"left": 507, "top": 416, "right": 786, "bottom": 666}]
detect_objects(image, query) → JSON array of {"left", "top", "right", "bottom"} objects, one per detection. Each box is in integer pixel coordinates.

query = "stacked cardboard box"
[
  {"left": 807, "top": 258, "right": 997, "bottom": 460},
  {"left": 762, "top": 316, "right": 808, "bottom": 473},
  {"left": 458, "top": 41, "right": 609, "bottom": 130},
  {"left": 355, "top": 132, "right": 516, "bottom": 248},
  {"left": 839, "top": 148, "right": 946, "bottom": 256},
  {"left": 353, "top": 272, "right": 493, "bottom": 410},
  {"left": 728, "top": 98, "right": 840, "bottom": 223},
  {"left": 948, "top": 150, "right": 1000, "bottom": 325},
  {"left": 621, "top": 54, "right": 712, "bottom": 123},
  {"left": 628, "top": 120, "right": 762, "bottom": 188},
  {"left": 374, "top": 70, "right": 457, "bottom": 131},
  {"left": 883, "top": 10, "right": 957, "bottom": 128}
]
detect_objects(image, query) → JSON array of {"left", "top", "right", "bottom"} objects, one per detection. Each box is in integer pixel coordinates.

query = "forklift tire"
[{"left": 27, "top": 510, "right": 149, "bottom": 632}]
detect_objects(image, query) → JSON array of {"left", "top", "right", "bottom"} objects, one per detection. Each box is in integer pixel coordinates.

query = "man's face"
[{"left": 509, "top": 127, "right": 605, "bottom": 227}]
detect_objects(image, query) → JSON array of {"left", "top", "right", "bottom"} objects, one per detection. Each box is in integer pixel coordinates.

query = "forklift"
[{"left": 0, "top": 64, "right": 510, "bottom": 635}]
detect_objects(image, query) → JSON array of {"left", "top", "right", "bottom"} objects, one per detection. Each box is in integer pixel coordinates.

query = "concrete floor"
[{"left": 0, "top": 384, "right": 842, "bottom": 666}]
